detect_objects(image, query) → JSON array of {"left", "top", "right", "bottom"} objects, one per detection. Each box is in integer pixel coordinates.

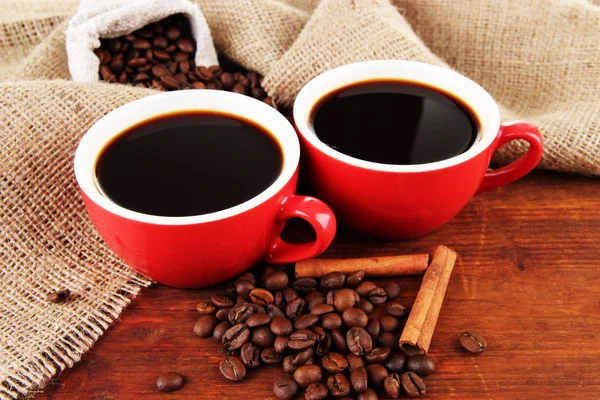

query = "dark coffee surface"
[
  {"left": 311, "top": 80, "right": 478, "bottom": 165},
  {"left": 96, "top": 112, "right": 283, "bottom": 217}
]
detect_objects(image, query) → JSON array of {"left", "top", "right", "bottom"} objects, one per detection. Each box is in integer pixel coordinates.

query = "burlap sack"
[{"left": 1, "top": 0, "right": 598, "bottom": 397}]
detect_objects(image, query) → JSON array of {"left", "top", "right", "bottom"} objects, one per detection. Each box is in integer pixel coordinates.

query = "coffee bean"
[
  {"left": 327, "top": 373, "right": 351, "bottom": 397},
  {"left": 132, "top": 39, "right": 151, "bottom": 49},
  {"left": 196, "top": 66, "right": 213, "bottom": 80},
  {"left": 367, "top": 316, "right": 381, "bottom": 338},
  {"left": 176, "top": 37, "right": 194, "bottom": 53},
  {"left": 366, "top": 364, "right": 388, "bottom": 389},
  {"left": 236, "top": 272, "right": 257, "bottom": 286},
  {"left": 220, "top": 356, "right": 246, "bottom": 381},
  {"left": 228, "top": 302, "right": 254, "bottom": 325},
  {"left": 248, "top": 71, "right": 259, "bottom": 88},
  {"left": 379, "top": 316, "right": 399, "bottom": 332},
  {"left": 99, "top": 65, "right": 116, "bottom": 82},
  {"left": 246, "top": 313, "right": 270, "bottom": 328},
  {"left": 357, "top": 388, "right": 378, "bottom": 400},
  {"left": 334, "top": 289, "right": 359, "bottom": 312},
  {"left": 156, "top": 372, "right": 183, "bottom": 392},
  {"left": 312, "top": 325, "right": 326, "bottom": 341},
  {"left": 305, "top": 382, "right": 328, "bottom": 400},
  {"left": 326, "top": 290, "right": 339, "bottom": 305},
  {"left": 282, "top": 287, "right": 298, "bottom": 303},
  {"left": 106, "top": 39, "right": 121, "bottom": 53},
  {"left": 287, "top": 330, "right": 317, "bottom": 351},
  {"left": 385, "top": 352, "right": 407, "bottom": 373},
  {"left": 294, "top": 314, "right": 319, "bottom": 330},
  {"left": 94, "top": 49, "right": 110, "bottom": 64},
  {"left": 293, "top": 365, "right": 323, "bottom": 388},
  {"left": 121, "top": 41, "right": 130, "bottom": 53},
  {"left": 283, "top": 355, "right": 298, "bottom": 374},
  {"left": 211, "top": 294, "right": 234, "bottom": 308},
  {"left": 250, "top": 303, "right": 267, "bottom": 314},
  {"left": 347, "top": 327, "right": 373, "bottom": 356},
  {"left": 311, "top": 303, "right": 335, "bottom": 316},
  {"left": 153, "top": 50, "right": 171, "bottom": 61},
  {"left": 196, "top": 300, "right": 216, "bottom": 315},
  {"left": 152, "top": 35, "right": 168, "bottom": 49},
  {"left": 305, "top": 291, "right": 325, "bottom": 310},
  {"left": 271, "top": 317, "right": 293, "bottom": 336},
  {"left": 241, "top": 342, "right": 261, "bottom": 367},
  {"left": 459, "top": 331, "right": 487, "bottom": 353},
  {"left": 346, "top": 270, "right": 365, "bottom": 287},
  {"left": 213, "top": 321, "right": 232, "bottom": 341},
  {"left": 165, "top": 44, "right": 177, "bottom": 54},
  {"left": 320, "top": 313, "right": 342, "bottom": 330},
  {"left": 342, "top": 307, "right": 368, "bottom": 328},
  {"left": 134, "top": 28, "right": 153, "bottom": 39},
  {"left": 118, "top": 71, "right": 127, "bottom": 84},
  {"left": 179, "top": 60, "right": 190, "bottom": 74},
  {"left": 219, "top": 72, "right": 234, "bottom": 89},
  {"left": 249, "top": 288, "right": 274, "bottom": 306},
  {"left": 235, "top": 279, "right": 255, "bottom": 300},
  {"left": 320, "top": 271, "right": 346, "bottom": 290},
  {"left": 274, "top": 335, "right": 289, "bottom": 353},
  {"left": 291, "top": 347, "right": 313, "bottom": 366},
  {"left": 222, "top": 324, "right": 250, "bottom": 350},
  {"left": 401, "top": 371, "right": 426, "bottom": 397},
  {"left": 265, "top": 271, "right": 289, "bottom": 291},
  {"left": 232, "top": 83, "right": 246, "bottom": 95},
  {"left": 251, "top": 326, "right": 275, "bottom": 347},
  {"left": 123, "top": 34, "right": 136, "bottom": 41},
  {"left": 346, "top": 353, "right": 365, "bottom": 372},
  {"left": 381, "top": 281, "right": 401, "bottom": 299},
  {"left": 193, "top": 315, "right": 218, "bottom": 338},
  {"left": 109, "top": 55, "right": 124, "bottom": 73},
  {"left": 293, "top": 277, "right": 318, "bottom": 292},
  {"left": 365, "top": 347, "right": 391, "bottom": 364},
  {"left": 378, "top": 332, "right": 399, "bottom": 349},
  {"left": 273, "top": 379, "right": 298, "bottom": 400},
  {"left": 356, "top": 281, "right": 378, "bottom": 297},
  {"left": 368, "top": 287, "right": 388, "bottom": 304},
  {"left": 261, "top": 347, "right": 284, "bottom": 364},
  {"left": 315, "top": 332, "right": 331, "bottom": 356},
  {"left": 216, "top": 307, "right": 231, "bottom": 320},
  {"left": 322, "top": 352, "right": 348, "bottom": 373},
  {"left": 407, "top": 355, "right": 435, "bottom": 376},
  {"left": 384, "top": 373, "right": 401, "bottom": 398},
  {"left": 267, "top": 304, "right": 285, "bottom": 318},
  {"left": 358, "top": 299, "right": 374, "bottom": 314},
  {"left": 46, "top": 289, "right": 70, "bottom": 304},
  {"left": 192, "top": 81, "right": 206, "bottom": 89},
  {"left": 165, "top": 25, "right": 181, "bottom": 41},
  {"left": 350, "top": 366, "right": 368, "bottom": 393},
  {"left": 251, "top": 87, "right": 265, "bottom": 99},
  {"left": 127, "top": 57, "right": 148, "bottom": 69},
  {"left": 285, "top": 297, "right": 306, "bottom": 320},
  {"left": 331, "top": 329, "right": 350, "bottom": 353},
  {"left": 387, "top": 301, "right": 408, "bottom": 317}
]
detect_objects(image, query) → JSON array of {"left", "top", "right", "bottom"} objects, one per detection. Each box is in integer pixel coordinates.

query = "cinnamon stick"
[
  {"left": 295, "top": 254, "right": 429, "bottom": 278},
  {"left": 399, "top": 245, "right": 457, "bottom": 355}
]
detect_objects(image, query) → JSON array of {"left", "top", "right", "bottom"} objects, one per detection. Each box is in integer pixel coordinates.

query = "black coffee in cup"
[
  {"left": 95, "top": 111, "right": 283, "bottom": 216},
  {"left": 310, "top": 80, "right": 479, "bottom": 165}
]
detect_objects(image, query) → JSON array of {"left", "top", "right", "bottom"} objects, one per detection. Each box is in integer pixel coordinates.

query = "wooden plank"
[{"left": 39, "top": 172, "right": 600, "bottom": 399}]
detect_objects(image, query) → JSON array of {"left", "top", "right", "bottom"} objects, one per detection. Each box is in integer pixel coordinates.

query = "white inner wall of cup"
[
  {"left": 293, "top": 60, "right": 501, "bottom": 173},
  {"left": 74, "top": 90, "right": 300, "bottom": 225}
]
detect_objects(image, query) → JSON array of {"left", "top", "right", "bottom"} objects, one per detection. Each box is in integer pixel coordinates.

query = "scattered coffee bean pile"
[
  {"left": 95, "top": 14, "right": 275, "bottom": 108},
  {"left": 194, "top": 266, "right": 436, "bottom": 399}
]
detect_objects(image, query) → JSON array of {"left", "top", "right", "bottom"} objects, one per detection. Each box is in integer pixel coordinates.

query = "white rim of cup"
[
  {"left": 293, "top": 60, "right": 501, "bottom": 173},
  {"left": 74, "top": 90, "right": 300, "bottom": 225}
]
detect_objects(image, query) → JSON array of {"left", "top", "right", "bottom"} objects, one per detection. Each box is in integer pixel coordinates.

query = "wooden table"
[{"left": 40, "top": 172, "right": 600, "bottom": 399}]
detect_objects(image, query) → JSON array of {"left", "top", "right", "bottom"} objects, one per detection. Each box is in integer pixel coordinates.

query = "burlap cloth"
[{"left": 1, "top": 0, "right": 598, "bottom": 397}]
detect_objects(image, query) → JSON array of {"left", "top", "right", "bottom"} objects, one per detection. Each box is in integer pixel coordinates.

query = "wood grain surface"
[{"left": 39, "top": 172, "right": 600, "bottom": 399}]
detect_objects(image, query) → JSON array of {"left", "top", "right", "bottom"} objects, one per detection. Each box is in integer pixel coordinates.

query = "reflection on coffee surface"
[
  {"left": 311, "top": 80, "right": 479, "bottom": 165},
  {"left": 96, "top": 111, "right": 283, "bottom": 217}
]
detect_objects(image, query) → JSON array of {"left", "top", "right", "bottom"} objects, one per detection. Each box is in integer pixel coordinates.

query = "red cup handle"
[
  {"left": 476, "top": 121, "right": 544, "bottom": 194},
  {"left": 266, "top": 195, "right": 336, "bottom": 264}
]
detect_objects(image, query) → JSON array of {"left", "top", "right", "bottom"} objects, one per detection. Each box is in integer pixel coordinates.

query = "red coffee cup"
[
  {"left": 293, "top": 60, "right": 543, "bottom": 239},
  {"left": 75, "top": 90, "right": 336, "bottom": 288}
]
